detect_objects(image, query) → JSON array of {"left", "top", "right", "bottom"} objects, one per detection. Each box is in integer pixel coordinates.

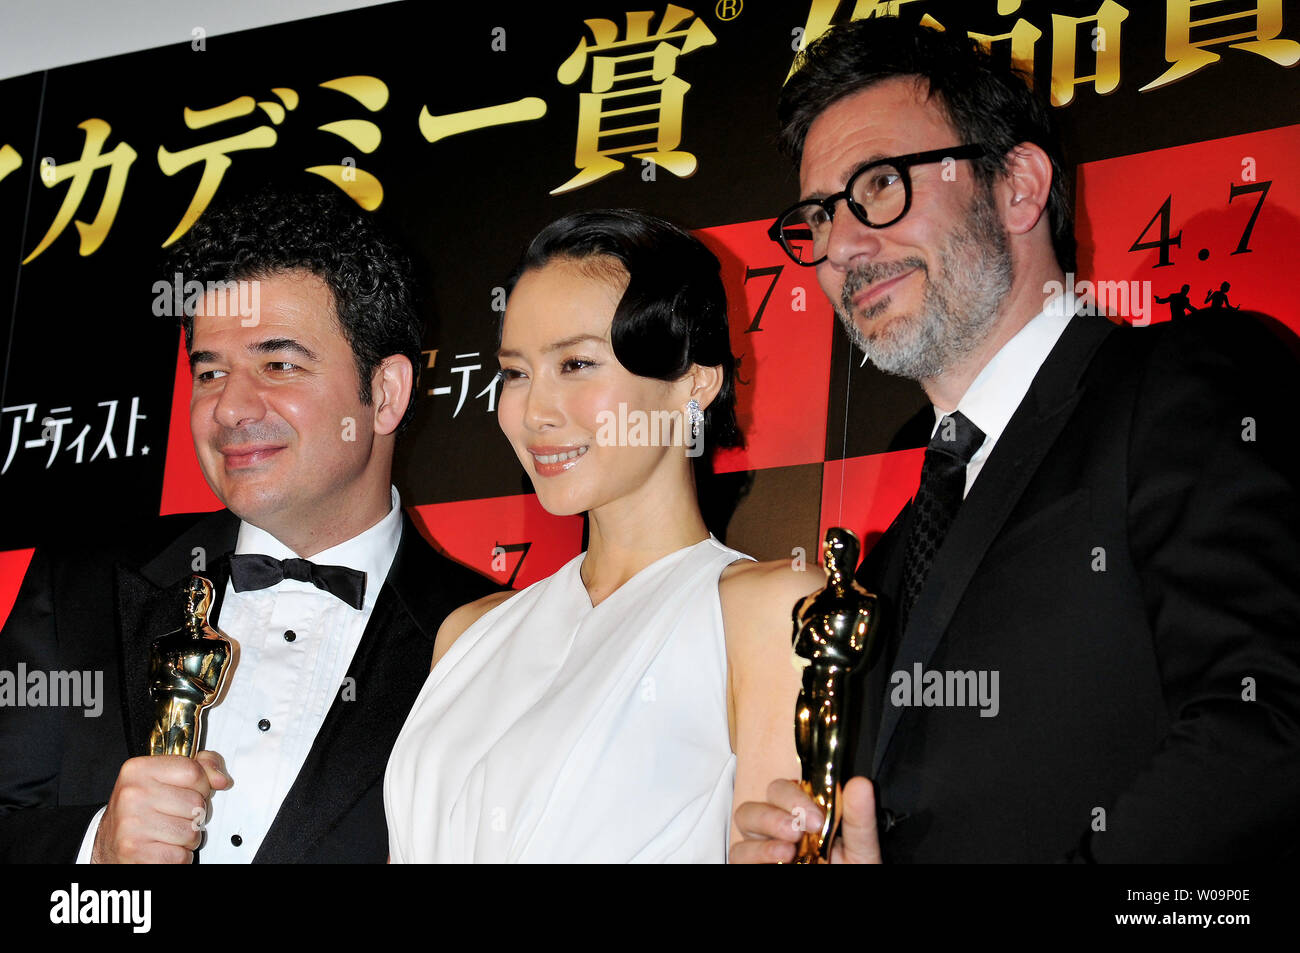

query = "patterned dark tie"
[
  {"left": 228, "top": 553, "right": 367, "bottom": 610},
  {"left": 900, "top": 411, "right": 986, "bottom": 627}
]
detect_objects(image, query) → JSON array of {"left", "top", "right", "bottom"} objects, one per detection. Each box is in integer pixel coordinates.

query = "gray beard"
[{"left": 835, "top": 190, "right": 1013, "bottom": 382}]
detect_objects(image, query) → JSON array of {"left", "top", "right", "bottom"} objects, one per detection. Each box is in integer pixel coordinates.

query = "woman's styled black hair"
[{"left": 505, "top": 209, "right": 743, "bottom": 472}]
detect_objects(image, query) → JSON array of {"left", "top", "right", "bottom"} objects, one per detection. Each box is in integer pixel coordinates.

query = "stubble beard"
[{"left": 835, "top": 186, "right": 1014, "bottom": 383}]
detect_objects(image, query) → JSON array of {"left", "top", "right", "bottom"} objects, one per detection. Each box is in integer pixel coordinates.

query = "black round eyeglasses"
[{"left": 768, "top": 144, "right": 988, "bottom": 266}]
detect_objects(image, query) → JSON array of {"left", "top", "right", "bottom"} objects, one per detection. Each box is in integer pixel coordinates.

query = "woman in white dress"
[{"left": 384, "top": 209, "right": 821, "bottom": 862}]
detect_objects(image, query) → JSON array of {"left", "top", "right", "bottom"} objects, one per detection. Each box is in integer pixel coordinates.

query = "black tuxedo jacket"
[
  {"left": 851, "top": 311, "right": 1300, "bottom": 862},
  {"left": 0, "top": 508, "right": 497, "bottom": 863}
]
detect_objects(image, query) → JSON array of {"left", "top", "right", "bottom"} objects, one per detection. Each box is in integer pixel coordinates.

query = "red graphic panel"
[
  {"left": 1077, "top": 124, "right": 1299, "bottom": 334},
  {"left": 410, "top": 493, "right": 584, "bottom": 590},
  {"left": 0, "top": 548, "right": 36, "bottom": 631},
  {"left": 160, "top": 332, "right": 223, "bottom": 515},
  {"left": 819, "top": 449, "right": 924, "bottom": 559},
  {"left": 696, "top": 220, "right": 835, "bottom": 474}
]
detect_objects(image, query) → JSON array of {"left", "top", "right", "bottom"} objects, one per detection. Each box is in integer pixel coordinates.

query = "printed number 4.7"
[{"left": 1129, "top": 182, "right": 1271, "bottom": 267}]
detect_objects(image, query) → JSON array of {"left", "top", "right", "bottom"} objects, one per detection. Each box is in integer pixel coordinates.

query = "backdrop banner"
[{"left": 1, "top": 0, "right": 1297, "bottom": 618}]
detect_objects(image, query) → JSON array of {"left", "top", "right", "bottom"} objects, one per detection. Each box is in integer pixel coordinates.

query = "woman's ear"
[{"left": 688, "top": 362, "right": 724, "bottom": 410}]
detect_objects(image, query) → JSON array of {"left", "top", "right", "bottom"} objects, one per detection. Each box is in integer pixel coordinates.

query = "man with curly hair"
[{"left": 0, "top": 188, "right": 497, "bottom": 863}]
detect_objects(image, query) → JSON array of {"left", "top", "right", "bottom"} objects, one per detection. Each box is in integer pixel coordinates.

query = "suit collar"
[
  {"left": 1022, "top": 311, "right": 1119, "bottom": 412},
  {"left": 871, "top": 312, "right": 1119, "bottom": 775},
  {"left": 931, "top": 297, "right": 1076, "bottom": 456},
  {"left": 137, "top": 510, "right": 240, "bottom": 590},
  {"left": 380, "top": 512, "right": 457, "bottom": 644}
]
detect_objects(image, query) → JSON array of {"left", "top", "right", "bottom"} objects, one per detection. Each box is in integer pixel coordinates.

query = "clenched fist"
[
  {"left": 91, "top": 751, "right": 231, "bottom": 864},
  {"left": 731, "top": 776, "right": 882, "bottom": 864}
]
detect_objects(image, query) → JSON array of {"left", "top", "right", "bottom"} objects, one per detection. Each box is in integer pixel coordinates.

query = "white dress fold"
[{"left": 383, "top": 536, "right": 750, "bottom": 863}]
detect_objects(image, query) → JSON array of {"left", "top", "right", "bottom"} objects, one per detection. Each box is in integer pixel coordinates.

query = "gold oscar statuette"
[
  {"left": 147, "top": 575, "right": 232, "bottom": 758},
  {"left": 790, "top": 528, "right": 881, "bottom": 863}
]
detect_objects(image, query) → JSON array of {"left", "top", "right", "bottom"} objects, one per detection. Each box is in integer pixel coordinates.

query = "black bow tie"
[{"left": 227, "top": 553, "right": 367, "bottom": 610}]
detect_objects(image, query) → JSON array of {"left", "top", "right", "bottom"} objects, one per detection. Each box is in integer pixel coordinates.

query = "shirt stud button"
[
  {"left": 231, "top": 834, "right": 243, "bottom": 847},
  {"left": 258, "top": 718, "right": 271, "bottom": 732},
  {"left": 283, "top": 630, "right": 297, "bottom": 642}
]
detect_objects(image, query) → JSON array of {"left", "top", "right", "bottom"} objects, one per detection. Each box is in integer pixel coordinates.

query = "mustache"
[
  {"left": 214, "top": 426, "right": 289, "bottom": 450},
  {"left": 840, "top": 257, "right": 927, "bottom": 313}
]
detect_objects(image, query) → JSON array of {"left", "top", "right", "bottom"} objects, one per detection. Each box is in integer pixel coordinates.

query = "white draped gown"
[{"left": 383, "top": 536, "right": 751, "bottom": 863}]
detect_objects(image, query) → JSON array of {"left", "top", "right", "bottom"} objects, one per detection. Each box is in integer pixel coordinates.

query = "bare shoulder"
[
  {"left": 719, "top": 558, "right": 825, "bottom": 639},
  {"left": 722, "top": 556, "right": 821, "bottom": 616},
  {"left": 441, "top": 589, "right": 517, "bottom": 633},
  {"left": 430, "top": 589, "right": 518, "bottom": 670}
]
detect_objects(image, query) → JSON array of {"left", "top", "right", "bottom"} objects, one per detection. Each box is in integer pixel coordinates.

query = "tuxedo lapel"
[
  {"left": 253, "top": 514, "right": 442, "bottom": 863},
  {"left": 852, "top": 403, "right": 931, "bottom": 773},
  {"left": 854, "top": 507, "right": 909, "bottom": 774},
  {"left": 114, "top": 568, "right": 176, "bottom": 758},
  {"left": 114, "top": 511, "right": 239, "bottom": 757},
  {"left": 871, "top": 313, "right": 1118, "bottom": 776}
]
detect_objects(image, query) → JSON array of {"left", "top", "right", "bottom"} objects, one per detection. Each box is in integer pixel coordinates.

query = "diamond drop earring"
[{"left": 686, "top": 398, "right": 704, "bottom": 441}]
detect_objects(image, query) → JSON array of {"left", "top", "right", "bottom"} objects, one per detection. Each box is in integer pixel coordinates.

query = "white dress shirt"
[
  {"left": 78, "top": 485, "right": 403, "bottom": 863},
  {"left": 932, "top": 295, "right": 1075, "bottom": 497}
]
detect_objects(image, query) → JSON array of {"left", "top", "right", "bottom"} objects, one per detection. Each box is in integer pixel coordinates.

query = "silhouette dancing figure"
[
  {"left": 1155, "top": 284, "right": 1198, "bottom": 320},
  {"left": 1204, "top": 281, "right": 1240, "bottom": 311}
]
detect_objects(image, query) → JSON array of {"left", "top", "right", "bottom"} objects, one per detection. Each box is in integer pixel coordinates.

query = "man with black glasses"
[{"left": 733, "top": 17, "right": 1299, "bottom": 863}]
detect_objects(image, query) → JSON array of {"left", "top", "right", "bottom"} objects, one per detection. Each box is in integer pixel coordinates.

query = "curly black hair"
[
  {"left": 504, "top": 208, "right": 743, "bottom": 479},
  {"left": 166, "top": 186, "right": 423, "bottom": 431},
  {"left": 779, "top": 18, "right": 1076, "bottom": 274}
]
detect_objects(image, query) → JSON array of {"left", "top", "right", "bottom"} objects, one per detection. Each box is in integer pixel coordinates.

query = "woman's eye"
[
  {"left": 497, "top": 367, "right": 526, "bottom": 382},
  {"left": 560, "top": 358, "right": 596, "bottom": 373}
]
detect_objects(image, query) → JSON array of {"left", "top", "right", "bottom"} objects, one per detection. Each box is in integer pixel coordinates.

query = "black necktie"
[
  {"left": 900, "top": 411, "right": 985, "bottom": 627},
  {"left": 228, "top": 553, "right": 366, "bottom": 610}
]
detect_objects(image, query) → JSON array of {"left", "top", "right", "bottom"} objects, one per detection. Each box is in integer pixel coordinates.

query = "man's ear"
[
  {"left": 997, "top": 142, "right": 1054, "bottom": 237},
  {"left": 371, "top": 354, "right": 414, "bottom": 436}
]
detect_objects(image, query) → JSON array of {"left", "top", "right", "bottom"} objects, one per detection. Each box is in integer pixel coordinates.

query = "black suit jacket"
[
  {"left": 852, "top": 311, "right": 1300, "bottom": 862},
  {"left": 0, "top": 508, "right": 498, "bottom": 863}
]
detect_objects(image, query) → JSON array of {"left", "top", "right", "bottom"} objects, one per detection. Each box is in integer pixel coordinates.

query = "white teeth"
[{"left": 535, "top": 446, "right": 588, "bottom": 465}]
